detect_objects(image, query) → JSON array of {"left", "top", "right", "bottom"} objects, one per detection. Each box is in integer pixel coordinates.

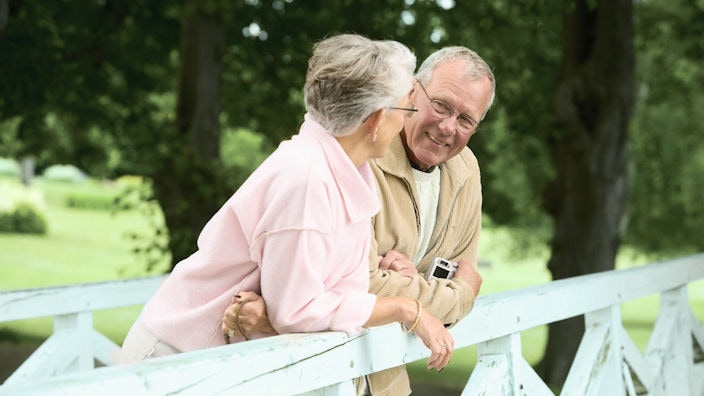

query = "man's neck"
[{"left": 410, "top": 160, "right": 436, "bottom": 173}]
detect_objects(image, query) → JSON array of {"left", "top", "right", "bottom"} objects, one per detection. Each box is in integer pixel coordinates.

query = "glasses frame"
[
  {"left": 416, "top": 79, "right": 480, "bottom": 134},
  {"left": 387, "top": 106, "right": 418, "bottom": 113}
]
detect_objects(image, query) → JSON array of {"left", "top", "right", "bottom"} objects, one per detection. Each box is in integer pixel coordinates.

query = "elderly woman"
[{"left": 119, "top": 33, "right": 454, "bottom": 372}]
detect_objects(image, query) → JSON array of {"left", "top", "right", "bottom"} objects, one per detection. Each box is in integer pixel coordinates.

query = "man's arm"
[{"left": 369, "top": 248, "right": 481, "bottom": 326}]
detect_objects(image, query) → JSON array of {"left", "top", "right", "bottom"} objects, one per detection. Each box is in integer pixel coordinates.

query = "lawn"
[{"left": 1, "top": 177, "right": 702, "bottom": 391}]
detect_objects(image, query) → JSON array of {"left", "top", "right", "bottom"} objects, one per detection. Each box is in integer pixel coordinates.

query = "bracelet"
[
  {"left": 235, "top": 298, "right": 253, "bottom": 341},
  {"left": 224, "top": 298, "right": 253, "bottom": 344},
  {"left": 402, "top": 299, "right": 422, "bottom": 333}
]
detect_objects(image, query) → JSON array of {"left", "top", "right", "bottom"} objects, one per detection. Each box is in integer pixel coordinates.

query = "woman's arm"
[{"left": 224, "top": 293, "right": 454, "bottom": 371}]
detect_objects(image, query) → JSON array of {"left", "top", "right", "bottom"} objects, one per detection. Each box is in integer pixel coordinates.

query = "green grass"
[
  {"left": 0, "top": 177, "right": 168, "bottom": 344},
  {"left": 1, "top": 176, "right": 702, "bottom": 390}
]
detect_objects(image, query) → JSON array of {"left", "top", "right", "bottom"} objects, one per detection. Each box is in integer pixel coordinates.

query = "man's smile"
[{"left": 426, "top": 131, "right": 448, "bottom": 147}]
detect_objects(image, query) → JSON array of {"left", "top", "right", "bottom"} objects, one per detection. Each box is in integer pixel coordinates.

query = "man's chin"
[{"left": 413, "top": 155, "right": 443, "bottom": 170}]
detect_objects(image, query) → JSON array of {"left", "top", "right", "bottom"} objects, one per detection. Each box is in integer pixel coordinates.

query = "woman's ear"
[{"left": 365, "top": 109, "right": 384, "bottom": 142}]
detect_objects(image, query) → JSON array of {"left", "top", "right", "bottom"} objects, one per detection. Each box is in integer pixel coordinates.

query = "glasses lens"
[
  {"left": 429, "top": 100, "right": 452, "bottom": 117},
  {"left": 457, "top": 116, "right": 477, "bottom": 132}
]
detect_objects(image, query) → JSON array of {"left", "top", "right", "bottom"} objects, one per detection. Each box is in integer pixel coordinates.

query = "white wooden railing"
[{"left": 1, "top": 254, "right": 703, "bottom": 395}]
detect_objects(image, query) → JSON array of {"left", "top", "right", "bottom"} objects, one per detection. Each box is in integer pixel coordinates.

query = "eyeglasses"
[
  {"left": 387, "top": 106, "right": 418, "bottom": 113},
  {"left": 416, "top": 80, "right": 479, "bottom": 134}
]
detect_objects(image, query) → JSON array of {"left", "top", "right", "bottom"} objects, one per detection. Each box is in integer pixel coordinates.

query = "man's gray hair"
[{"left": 305, "top": 34, "right": 417, "bottom": 137}]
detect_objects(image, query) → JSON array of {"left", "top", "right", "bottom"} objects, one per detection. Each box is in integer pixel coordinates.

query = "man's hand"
[
  {"left": 378, "top": 250, "right": 418, "bottom": 277},
  {"left": 453, "top": 258, "right": 483, "bottom": 298},
  {"left": 222, "top": 291, "right": 277, "bottom": 340}
]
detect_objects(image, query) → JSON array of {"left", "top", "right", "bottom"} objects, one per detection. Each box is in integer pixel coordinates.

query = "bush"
[
  {"left": 42, "top": 164, "right": 88, "bottom": 183},
  {"left": 0, "top": 182, "right": 48, "bottom": 235},
  {"left": 0, "top": 157, "right": 20, "bottom": 179},
  {"left": 65, "top": 190, "right": 118, "bottom": 210},
  {"left": 10, "top": 203, "right": 48, "bottom": 234}
]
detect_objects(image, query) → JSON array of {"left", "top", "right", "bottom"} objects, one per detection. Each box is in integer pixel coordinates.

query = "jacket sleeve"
[{"left": 368, "top": 228, "right": 476, "bottom": 326}]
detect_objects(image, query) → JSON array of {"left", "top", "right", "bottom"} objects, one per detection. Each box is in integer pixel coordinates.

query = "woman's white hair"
[{"left": 304, "top": 34, "right": 417, "bottom": 137}]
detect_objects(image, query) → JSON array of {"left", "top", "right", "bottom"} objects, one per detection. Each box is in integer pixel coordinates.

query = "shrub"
[
  {"left": 65, "top": 190, "right": 118, "bottom": 210},
  {"left": 42, "top": 164, "right": 88, "bottom": 183},
  {"left": 10, "top": 203, "right": 48, "bottom": 234},
  {"left": 0, "top": 182, "right": 48, "bottom": 235}
]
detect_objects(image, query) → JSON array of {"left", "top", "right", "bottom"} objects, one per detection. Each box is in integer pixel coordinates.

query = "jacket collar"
[
  {"left": 374, "top": 135, "right": 471, "bottom": 188},
  {"left": 301, "top": 114, "right": 380, "bottom": 223}
]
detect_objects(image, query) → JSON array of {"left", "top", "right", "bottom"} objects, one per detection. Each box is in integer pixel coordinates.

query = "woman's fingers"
[
  {"left": 426, "top": 338, "right": 453, "bottom": 371},
  {"left": 222, "top": 303, "right": 241, "bottom": 335}
]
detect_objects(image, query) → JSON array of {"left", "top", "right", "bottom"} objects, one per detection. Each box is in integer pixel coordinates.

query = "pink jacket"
[{"left": 141, "top": 115, "right": 379, "bottom": 352}]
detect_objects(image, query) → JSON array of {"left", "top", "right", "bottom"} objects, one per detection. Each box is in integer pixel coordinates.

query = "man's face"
[{"left": 402, "top": 60, "right": 493, "bottom": 170}]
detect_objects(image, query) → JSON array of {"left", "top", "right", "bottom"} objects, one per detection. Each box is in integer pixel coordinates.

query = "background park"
[{"left": 1, "top": 0, "right": 703, "bottom": 393}]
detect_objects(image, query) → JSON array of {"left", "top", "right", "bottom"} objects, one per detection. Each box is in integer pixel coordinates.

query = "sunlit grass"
[{"left": 0, "top": 177, "right": 168, "bottom": 344}]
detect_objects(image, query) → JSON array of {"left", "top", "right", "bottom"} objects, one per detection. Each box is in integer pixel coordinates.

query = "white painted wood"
[
  {"left": 91, "top": 330, "right": 121, "bottom": 366},
  {"left": 4, "top": 332, "right": 75, "bottom": 385},
  {"left": 622, "top": 360, "right": 638, "bottom": 396},
  {"left": 0, "top": 275, "right": 165, "bottom": 321},
  {"left": 55, "top": 312, "right": 94, "bottom": 372},
  {"left": 619, "top": 325, "right": 655, "bottom": 395},
  {"left": 515, "top": 356, "right": 553, "bottom": 396},
  {"left": 296, "top": 380, "right": 356, "bottom": 396},
  {"left": 463, "top": 354, "right": 509, "bottom": 396},
  {"left": 1, "top": 254, "right": 703, "bottom": 395},
  {"left": 452, "top": 254, "right": 704, "bottom": 346},
  {"left": 561, "top": 314, "right": 611, "bottom": 395}
]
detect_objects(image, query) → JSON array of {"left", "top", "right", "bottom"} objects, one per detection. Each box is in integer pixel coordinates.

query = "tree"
[
  {"left": 151, "top": 0, "right": 231, "bottom": 264},
  {"left": 538, "top": 0, "right": 635, "bottom": 385},
  {"left": 625, "top": 0, "right": 704, "bottom": 254},
  {"left": 0, "top": 0, "right": 180, "bottom": 178}
]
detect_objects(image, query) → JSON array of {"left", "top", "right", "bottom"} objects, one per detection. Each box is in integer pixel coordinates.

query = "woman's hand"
[
  {"left": 378, "top": 250, "right": 418, "bottom": 277},
  {"left": 222, "top": 291, "right": 277, "bottom": 340},
  {"left": 410, "top": 308, "right": 455, "bottom": 372}
]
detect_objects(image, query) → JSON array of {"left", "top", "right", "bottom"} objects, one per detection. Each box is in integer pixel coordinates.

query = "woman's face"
[{"left": 373, "top": 96, "right": 415, "bottom": 158}]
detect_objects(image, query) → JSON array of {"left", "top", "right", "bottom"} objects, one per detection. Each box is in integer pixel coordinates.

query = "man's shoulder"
[{"left": 445, "top": 146, "right": 479, "bottom": 175}]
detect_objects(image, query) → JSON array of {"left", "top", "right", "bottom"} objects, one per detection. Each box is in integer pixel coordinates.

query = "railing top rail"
[
  {"left": 454, "top": 253, "right": 704, "bottom": 341},
  {"left": 0, "top": 254, "right": 703, "bottom": 395},
  {"left": 0, "top": 275, "right": 166, "bottom": 322}
]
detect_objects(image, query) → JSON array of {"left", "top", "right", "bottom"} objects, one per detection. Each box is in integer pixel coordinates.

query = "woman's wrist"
[{"left": 401, "top": 298, "right": 421, "bottom": 333}]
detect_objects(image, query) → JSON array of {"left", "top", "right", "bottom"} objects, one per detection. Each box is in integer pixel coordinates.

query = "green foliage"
[
  {"left": 2, "top": 0, "right": 702, "bottom": 268},
  {"left": 114, "top": 176, "right": 171, "bottom": 273},
  {"left": 64, "top": 191, "right": 117, "bottom": 211},
  {"left": 42, "top": 164, "right": 88, "bottom": 183},
  {"left": 220, "top": 127, "right": 272, "bottom": 172},
  {"left": 624, "top": 0, "right": 704, "bottom": 252},
  {"left": 6, "top": 203, "right": 48, "bottom": 234},
  {"left": 0, "top": 0, "right": 181, "bottom": 178},
  {"left": 0, "top": 182, "right": 48, "bottom": 235}
]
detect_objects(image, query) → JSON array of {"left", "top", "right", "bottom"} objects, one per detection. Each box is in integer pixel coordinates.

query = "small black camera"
[{"left": 425, "top": 257, "right": 458, "bottom": 281}]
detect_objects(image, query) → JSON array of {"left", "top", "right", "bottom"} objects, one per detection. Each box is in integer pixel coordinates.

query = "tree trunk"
[
  {"left": 538, "top": 0, "right": 635, "bottom": 387},
  {"left": 0, "top": 0, "right": 8, "bottom": 36},
  {"left": 153, "top": 1, "right": 228, "bottom": 268}
]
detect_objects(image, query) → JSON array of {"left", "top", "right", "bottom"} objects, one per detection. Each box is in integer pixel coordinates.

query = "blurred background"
[{"left": 1, "top": 0, "right": 702, "bottom": 392}]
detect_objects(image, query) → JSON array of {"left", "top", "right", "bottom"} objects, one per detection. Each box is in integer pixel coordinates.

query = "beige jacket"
[{"left": 365, "top": 135, "right": 483, "bottom": 395}]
